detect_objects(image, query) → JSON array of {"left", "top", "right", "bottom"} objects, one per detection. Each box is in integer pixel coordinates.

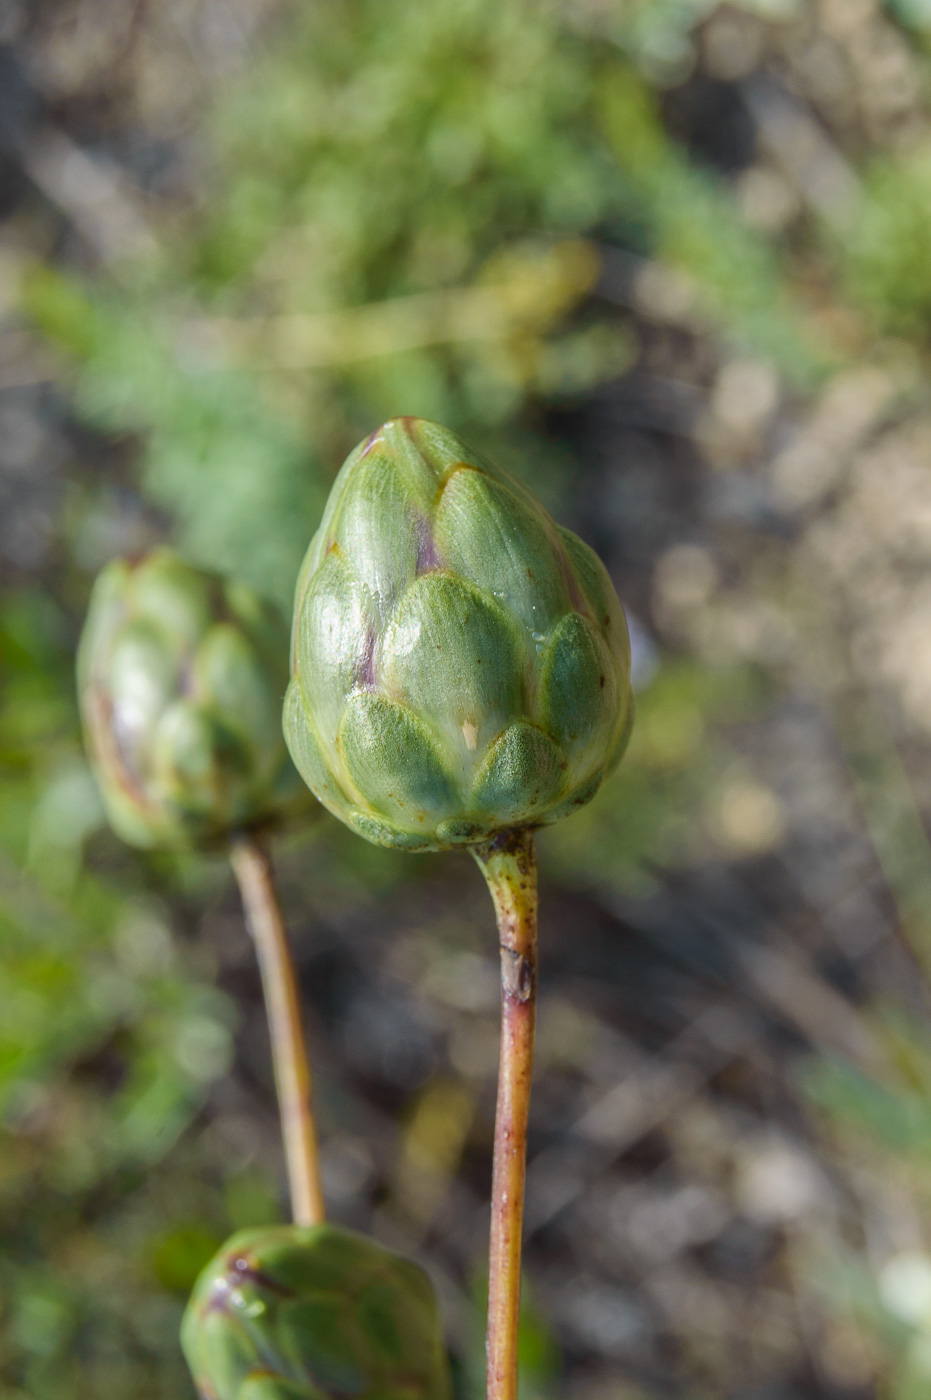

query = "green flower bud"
[
  {"left": 181, "top": 1224, "right": 451, "bottom": 1400},
  {"left": 284, "top": 418, "right": 633, "bottom": 851},
  {"left": 79, "top": 548, "right": 305, "bottom": 849}
]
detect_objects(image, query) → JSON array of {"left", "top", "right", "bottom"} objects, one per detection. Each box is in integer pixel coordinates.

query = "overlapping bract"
[
  {"left": 79, "top": 549, "right": 305, "bottom": 849},
  {"left": 182, "top": 1224, "right": 451, "bottom": 1400},
  {"left": 284, "top": 418, "right": 633, "bottom": 851}
]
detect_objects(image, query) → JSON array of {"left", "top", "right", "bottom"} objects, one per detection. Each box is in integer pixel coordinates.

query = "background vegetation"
[{"left": 5, "top": 0, "right": 931, "bottom": 1395}]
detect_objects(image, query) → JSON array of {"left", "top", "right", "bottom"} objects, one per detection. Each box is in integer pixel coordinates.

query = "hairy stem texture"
[
  {"left": 473, "top": 828, "right": 539, "bottom": 1400},
  {"left": 230, "top": 836, "right": 325, "bottom": 1226}
]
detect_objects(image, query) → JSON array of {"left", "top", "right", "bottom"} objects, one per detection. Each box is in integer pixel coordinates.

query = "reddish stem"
[
  {"left": 230, "top": 835, "right": 325, "bottom": 1227},
  {"left": 473, "top": 829, "right": 538, "bottom": 1400}
]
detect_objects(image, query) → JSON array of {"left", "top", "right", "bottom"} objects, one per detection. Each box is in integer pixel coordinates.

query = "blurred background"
[{"left": 7, "top": 0, "right": 931, "bottom": 1395}]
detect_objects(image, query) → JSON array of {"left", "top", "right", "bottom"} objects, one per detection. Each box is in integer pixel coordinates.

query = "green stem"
[
  {"left": 230, "top": 835, "right": 326, "bottom": 1227},
  {"left": 472, "top": 829, "right": 538, "bottom": 1400}
]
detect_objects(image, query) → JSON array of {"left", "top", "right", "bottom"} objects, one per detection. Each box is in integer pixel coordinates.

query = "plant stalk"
[
  {"left": 472, "top": 828, "right": 538, "bottom": 1400},
  {"left": 230, "top": 834, "right": 325, "bottom": 1227}
]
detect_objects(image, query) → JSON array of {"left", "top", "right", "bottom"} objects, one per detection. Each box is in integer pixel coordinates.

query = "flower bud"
[
  {"left": 182, "top": 1224, "right": 450, "bottom": 1400},
  {"left": 79, "top": 548, "right": 305, "bottom": 849},
  {"left": 284, "top": 418, "right": 632, "bottom": 851}
]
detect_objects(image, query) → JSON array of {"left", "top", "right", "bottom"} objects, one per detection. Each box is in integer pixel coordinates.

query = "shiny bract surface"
[
  {"left": 284, "top": 418, "right": 633, "bottom": 851},
  {"left": 181, "top": 1224, "right": 451, "bottom": 1400},
  {"left": 79, "top": 549, "right": 305, "bottom": 849}
]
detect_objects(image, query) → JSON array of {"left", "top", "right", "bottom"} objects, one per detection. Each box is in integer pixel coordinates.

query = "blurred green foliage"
[
  {"left": 9, "top": 0, "right": 931, "bottom": 1396},
  {"left": 25, "top": 0, "right": 819, "bottom": 607},
  {"left": 0, "top": 591, "right": 238, "bottom": 1397},
  {"left": 841, "top": 150, "right": 931, "bottom": 339},
  {"left": 804, "top": 1012, "right": 931, "bottom": 1399}
]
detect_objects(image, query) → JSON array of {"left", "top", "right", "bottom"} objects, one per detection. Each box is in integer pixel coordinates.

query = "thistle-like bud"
[
  {"left": 78, "top": 548, "right": 305, "bottom": 849},
  {"left": 284, "top": 418, "right": 632, "bottom": 851},
  {"left": 181, "top": 1224, "right": 451, "bottom": 1400}
]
